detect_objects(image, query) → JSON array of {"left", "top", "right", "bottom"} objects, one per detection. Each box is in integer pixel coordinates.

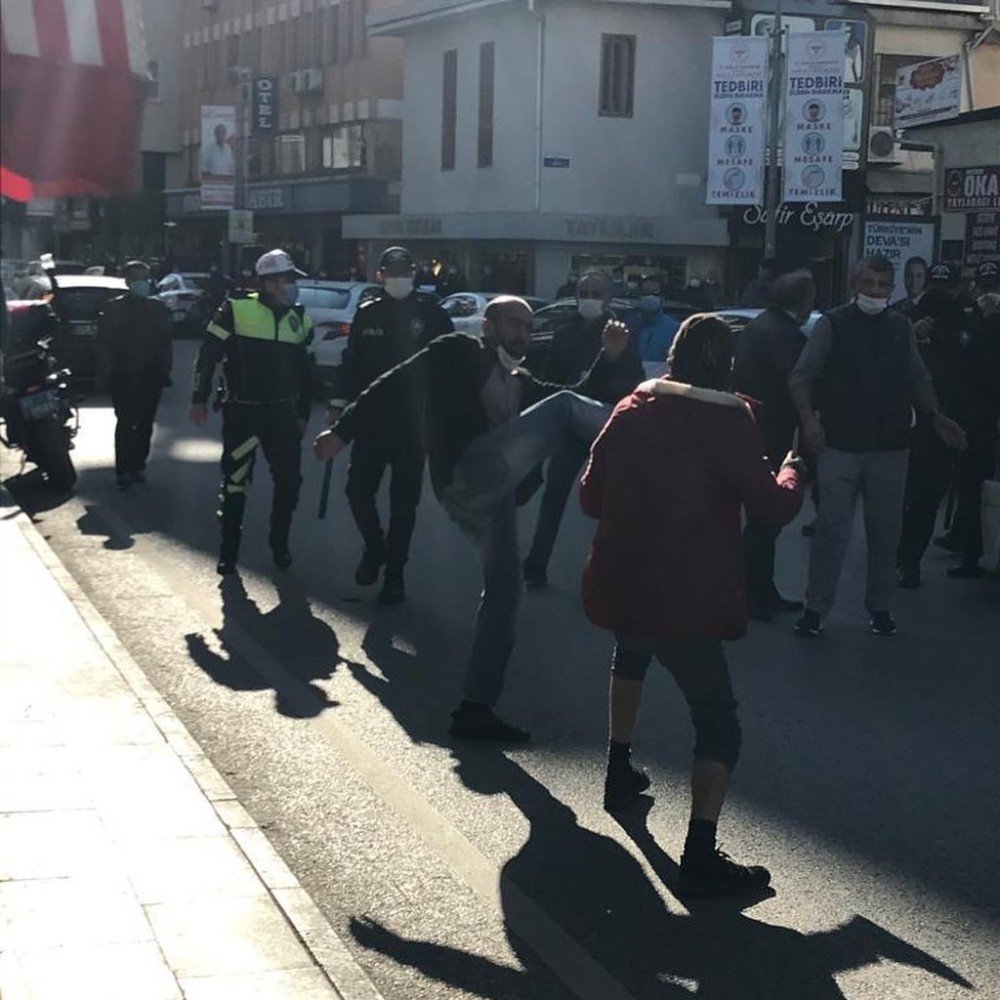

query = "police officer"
[
  {"left": 98, "top": 260, "right": 173, "bottom": 490},
  {"left": 328, "top": 246, "right": 453, "bottom": 604},
  {"left": 189, "top": 249, "right": 314, "bottom": 575}
]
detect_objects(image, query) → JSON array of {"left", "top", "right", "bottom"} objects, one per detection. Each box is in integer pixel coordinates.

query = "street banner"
[
  {"left": 862, "top": 219, "right": 936, "bottom": 304},
  {"left": 200, "top": 105, "right": 236, "bottom": 210},
  {"left": 783, "top": 31, "right": 845, "bottom": 203},
  {"left": 252, "top": 75, "right": 278, "bottom": 135},
  {"left": 228, "top": 209, "right": 255, "bottom": 244},
  {"left": 945, "top": 166, "right": 1000, "bottom": 212},
  {"left": 894, "top": 56, "right": 961, "bottom": 129},
  {"left": 706, "top": 35, "right": 768, "bottom": 206}
]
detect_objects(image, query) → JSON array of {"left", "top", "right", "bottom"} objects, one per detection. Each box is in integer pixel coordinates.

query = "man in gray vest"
[{"left": 788, "top": 255, "right": 967, "bottom": 637}]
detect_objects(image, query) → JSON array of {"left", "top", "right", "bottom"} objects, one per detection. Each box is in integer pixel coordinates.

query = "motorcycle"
[{"left": 0, "top": 297, "right": 79, "bottom": 492}]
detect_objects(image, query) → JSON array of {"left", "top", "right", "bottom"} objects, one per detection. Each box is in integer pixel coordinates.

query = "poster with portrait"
[
  {"left": 706, "top": 35, "right": 768, "bottom": 205},
  {"left": 894, "top": 56, "right": 961, "bottom": 129},
  {"left": 862, "top": 219, "right": 936, "bottom": 305},
  {"left": 200, "top": 105, "right": 236, "bottom": 210},
  {"left": 783, "top": 32, "right": 845, "bottom": 203}
]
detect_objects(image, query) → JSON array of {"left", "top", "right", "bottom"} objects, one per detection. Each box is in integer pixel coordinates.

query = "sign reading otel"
[{"left": 945, "top": 167, "right": 1000, "bottom": 212}]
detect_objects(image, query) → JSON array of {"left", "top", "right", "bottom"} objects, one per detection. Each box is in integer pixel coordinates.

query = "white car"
[
  {"left": 441, "top": 292, "right": 547, "bottom": 336},
  {"left": 299, "top": 280, "right": 380, "bottom": 388},
  {"left": 155, "top": 272, "right": 210, "bottom": 323}
]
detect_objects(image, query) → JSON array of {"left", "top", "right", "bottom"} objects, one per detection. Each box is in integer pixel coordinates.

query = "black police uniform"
[
  {"left": 333, "top": 288, "right": 453, "bottom": 578},
  {"left": 98, "top": 293, "right": 173, "bottom": 482},
  {"left": 191, "top": 293, "right": 314, "bottom": 570}
]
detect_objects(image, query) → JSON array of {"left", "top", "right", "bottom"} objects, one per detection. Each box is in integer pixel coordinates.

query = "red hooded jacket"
[{"left": 580, "top": 379, "right": 803, "bottom": 641}]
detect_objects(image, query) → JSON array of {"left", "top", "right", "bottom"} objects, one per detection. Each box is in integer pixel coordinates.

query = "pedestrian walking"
[
  {"left": 314, "top": 296, "right": 635, "bottom": 741},
  {"left": 580, "top": 313, "right": 804, "bottom": 897},
  {"left": 522, "top": 271, "right": 643, "bottom": 588},
  {"left": 739, "top": 261, "right": 775, "bottom": 309},
  {"left": 329, "top": 246, "right": 453, "bottom": 604},
  {"left": 732, "top": 269, "right": 815, "bottom": 619},
  {"left": 788, "top": 255, "right": 967, "bottom": 637},
  {"left": 628, "top": 275, "right": 681, "bottom": 379},
  {"left": 190, "top": 248, "right": 314, "bottom": 576},
  {"left": 97, "top": 260, "right": 173, "bottom": 490}
]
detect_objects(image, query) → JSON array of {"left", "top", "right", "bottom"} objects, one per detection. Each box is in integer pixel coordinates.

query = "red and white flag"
[{"left": 0, "top": 0, "right": 149, "bottom": 201}]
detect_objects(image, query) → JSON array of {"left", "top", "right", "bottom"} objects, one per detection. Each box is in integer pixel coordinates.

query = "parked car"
[
  {"left": 713, "top": 308, "right": 823, "bottom": 337},
  {"left": 298, "top": 280, "right": 381, "bottom": 390},
  {"left": 155, "top": 272, "right": 211, "bottom": 327},
  {"left": 12, "top": 260, "right": 89, "bottom": 299},
  {"left": 440, "top": 292, "right": 547, "bottom": 336},
  {"left": 20, "top": 275, "right": 128, "bottom": 387}
]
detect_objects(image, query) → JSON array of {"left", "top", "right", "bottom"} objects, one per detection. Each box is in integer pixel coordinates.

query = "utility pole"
[
  {"left": 763, "top": 0, "right": 785, "bottom": 263},
  {"left": 229, "top": 67, "right": 253, "bottom": 275}
]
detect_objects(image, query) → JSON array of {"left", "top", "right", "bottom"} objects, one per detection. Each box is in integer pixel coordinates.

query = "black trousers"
[
  {"left": 897, "top": 433, "right": 955, "bottom": 570},
  {"left": 951, "top": 422, "right": 999, "bottom": 563},
  {"left": 218, "top": 402, "right": 302, "bottom": 557},
  {"left": 345, "top": 434, "right": 425, "bottom": 569},
  {"left": 112, "top": 379, "right": 161, "bottom": 477}
]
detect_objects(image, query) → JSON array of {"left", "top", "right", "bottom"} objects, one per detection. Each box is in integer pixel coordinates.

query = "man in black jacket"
[
  {"left": 98, "top": 260, "right": 173, "bottom": 490},
  {"left": 315, "top": 297, "right": 633, "bottom": 740},
  {"left": 733, "top": 269, "right": 815, "bottom": 619},
  {"left": 330, "top": 246, "right": 453, "bottom": 604},
  {"left": 522, "top": 271, "right": 643, "bottom": 588},
  {"left": 789, "top": 256, "right": 967, "bottom": 637}
]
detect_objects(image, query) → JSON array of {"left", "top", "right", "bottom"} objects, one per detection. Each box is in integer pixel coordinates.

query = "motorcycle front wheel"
[{"left": 27, "top": 418, "right": 77, "bottom": 492}]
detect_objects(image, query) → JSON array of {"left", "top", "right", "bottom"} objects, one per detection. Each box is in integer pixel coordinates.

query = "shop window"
[
  {"left": 322, "top": 124, "right": 365, "bottom": 170},
  {"left": 477, "top": 42, "right": 495, "bottom": 168},
  {"left": 276, "top": 133, "right": 305, "bottom": 174},
  {"left": 442, "top": 49, "right": 457, "bottom": 171},
  {"left": 599, "top": 34, "right": 635, "bottom": 118}
]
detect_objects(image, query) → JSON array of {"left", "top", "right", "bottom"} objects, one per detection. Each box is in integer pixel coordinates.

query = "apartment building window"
[
  {"left": 441, "top": 49, "right": 457, "bottom": 171},
  {"left": 276, "top": 133, "right": 305, "bottom": 173},
  {"left": 599, "top": 34, "right": 635, "bottom": 118},
  {"left": 322, "top": 124, "right": 366, "bottom": 170},
  {"left": 146, "top": 60, "right": 160, "bottom": 101},
  {"left": 477, "top": 43, "right": 495, "bottom": 168}
]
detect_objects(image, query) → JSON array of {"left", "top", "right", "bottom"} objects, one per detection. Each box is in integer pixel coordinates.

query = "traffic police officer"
[
  {"left": 328, "top": 245, "right": 453, "bottom": 603},
  {"left": 190, "top": 249, "right": 314, "bottom": 575}
]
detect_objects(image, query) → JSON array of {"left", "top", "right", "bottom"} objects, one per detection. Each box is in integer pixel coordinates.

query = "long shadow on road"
[{"left": 347, "top": 619, "right": 971, "bottom": 1000}]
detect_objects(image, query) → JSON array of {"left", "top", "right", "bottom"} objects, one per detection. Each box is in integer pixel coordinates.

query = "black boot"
[
  {"left": 217, "top": 528, "right": 240, "bottom": 576},
  {"left": 355, "top": 546, "right": 387, "bottom": 586},
  {"left": 378, "top": 565, "right": 405, "bottom": 605},
  {"left": 269, "top": 532, "right": 292, "bottom": 570}
]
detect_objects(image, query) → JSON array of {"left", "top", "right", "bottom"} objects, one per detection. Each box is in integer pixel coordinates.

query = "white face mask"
[
  {"left": 497, "top": 345, "right": 524, "bottom": 370},
  {"left": 384, "top": 277, "right": 414, "bottom": 300},
  {"left": 578, "top": 298, "right": 604, "bottom": 321},
  {"left": 855, "top": 293, "right": 889, "bottom": 316}
]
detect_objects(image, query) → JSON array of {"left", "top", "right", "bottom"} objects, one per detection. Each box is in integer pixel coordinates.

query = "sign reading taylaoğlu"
[
  {"left": 863, "top": 219, "right": 937, "bottom": 304},
  {"left": 706, "top": 35, "right": 768, "bottom": 205},
  {"left": 783, "top": 31, "right": 845, "bottom": 203},
  {"left": 252, "top": 76, "right": 278, "bottom": 134},
  {"left": 199, "top": 105, "right": 236, "bottom": 210},
  {"left": 945, "top": 167, "right": 1000, "bottom": 212},
  {"left": 894, "top": 56, "right": 960, "bottom": 129},
  {"left": 965, "top": 212, "right": 1000, "bottom": 269}
]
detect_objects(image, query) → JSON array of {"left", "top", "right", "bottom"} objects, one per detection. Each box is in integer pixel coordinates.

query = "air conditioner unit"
[
  {"left": 868, "top": 126, "right": 902, "bottom": 164},
  {"left": 300, "top": 68, "right": 324, "bottom": 93}
]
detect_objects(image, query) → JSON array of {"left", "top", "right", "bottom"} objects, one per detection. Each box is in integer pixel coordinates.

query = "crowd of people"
[{"left": 85, "top": 243, "right": 999, "bottom": 899}]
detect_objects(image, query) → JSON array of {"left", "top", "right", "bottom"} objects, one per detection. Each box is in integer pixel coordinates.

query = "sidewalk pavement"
[{"left": 0, "top": 491, "right": 383, "bottom": 1000}]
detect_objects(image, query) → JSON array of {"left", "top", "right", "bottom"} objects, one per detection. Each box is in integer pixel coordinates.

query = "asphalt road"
[{"left": 4, "top": 340, "right": 999, "bottom": 1000}]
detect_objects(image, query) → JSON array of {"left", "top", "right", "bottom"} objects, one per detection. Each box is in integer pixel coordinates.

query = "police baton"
[{"left": 318, "top": 459, "right": 333, "bottom": 520}]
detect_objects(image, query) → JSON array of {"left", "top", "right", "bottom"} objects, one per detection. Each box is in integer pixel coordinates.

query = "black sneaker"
[
  {"left": 216, "top": 557, "right": 236, "bottom": 576},
  {"left": 522, "top": 559, "right": 548, "bottom": 590},
  {"left": 679, "top": 848, "right": 771, "bottom": 898},
  {"left": 603, "top": 762, "right": 652, "bottom": 812},
  {"left": 449, "top": 702, "right": 530, "bottom": 742},
  {"left": 355, "top": 548, "right": 386, "bottom": 587},
  {"left": 270, "top": 537, "right": 292, "bottom": 570},
  {"left": 378, "top": 567, "right": 405, "bottom": 605},
  {"left": 793, "top": 609, "right": 823, "bottom": 637},
  {"left": 896, "top": 564, "right": 920, "bottom": 589},
  {"left": 869, "top": 612, "right": 897, "bottom": 636}
]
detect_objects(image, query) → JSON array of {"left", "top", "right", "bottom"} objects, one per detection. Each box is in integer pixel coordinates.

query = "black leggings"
[{"left": 612, "top": 635, "right": 742, "bottom": 771}]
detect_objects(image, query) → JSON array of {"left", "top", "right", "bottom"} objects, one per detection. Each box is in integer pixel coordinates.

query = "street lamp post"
[{"left": 763, "top": 0, "right": 785, "bottom": 264}]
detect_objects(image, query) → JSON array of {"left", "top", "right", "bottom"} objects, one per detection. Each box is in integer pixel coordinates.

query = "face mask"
[
  {"left": 578, "top": 298, "right": 604, "bottom": 321},
  {"left": 128, "top": 280, "right": 150, "bottom": 298},
  {"left": 639, "top": 295, "right": 661, "bottom": 315},
  {"left": 855, "top": 293, "right": 888, "bottom": 316},
  {"left": 280, "top": 282, "right": 299, "bottom": 307},
  {"left": 384, "top": 277, "right": 414, "bottom": 300}
]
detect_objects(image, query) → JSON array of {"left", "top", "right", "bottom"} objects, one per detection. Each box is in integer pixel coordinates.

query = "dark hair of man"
[
  {"left": 667, "top": 313, "right": 735, "bottom": 391},
  {"left": 123, "top": 261, "right": 150, "bottom": 281},
  {"left": 853, "top": 255, "right": 894, "bottom": 283},
  {"left": 768, "top": 269, "right": 815, "bottom": 312},
  {"left": 579, "top": 270, "right": 610, "bottom": 293},
  {"left": 904, "top": 256, "right": 927, "bottom": 277}
]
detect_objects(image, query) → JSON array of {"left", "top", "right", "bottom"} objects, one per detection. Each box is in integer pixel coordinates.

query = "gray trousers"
[{"left": 806, "top": 448, "right": 909, "bottom": 616}]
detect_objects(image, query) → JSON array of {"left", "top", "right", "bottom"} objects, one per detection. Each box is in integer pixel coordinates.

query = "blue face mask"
[
  {"left": 280, "top": 282, "right": 299, "bottom": 307},
  {"left": 639, "top": 294, "right": 661, "bottom": 315},
  {"left": 128, "top": 280, "right": 151, "bottom": 298}
]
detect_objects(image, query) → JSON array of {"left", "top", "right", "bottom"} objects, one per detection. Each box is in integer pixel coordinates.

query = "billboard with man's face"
[{"left": 200, "top": 105, "right": 236, "bottom": 210}]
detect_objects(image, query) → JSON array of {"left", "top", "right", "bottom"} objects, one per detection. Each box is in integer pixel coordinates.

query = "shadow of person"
[
  {"left": 3, "top": 467, "right": 77, "bottom": 514},
  {"left": 347, "top": 620, "right": 974, "bottom": 1000},
  {"left": 75, "top": 503, "right": 134, "bottom": 550},
  {"left": 184, "top": 573, "right": 341, "bottom": 719}
]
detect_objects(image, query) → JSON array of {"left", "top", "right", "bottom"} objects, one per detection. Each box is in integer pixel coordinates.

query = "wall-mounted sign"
[
  {"left": 228, "top": 209, "right": 255, "bottom": 244},
  {"left": 252, "top": 75, "right": 278, "bottom": 134},
  {"left": 200, "top": 105, "right": 236, "bottom": 210},
  {"left": 945, "top": 166, "right": 1000, "bottom": 212},
  {"left": 246, "top": 187, "right": 286, "bottom": 211},
  {"left": 894, "top": 56, "right": 960, "bottom": 129},
  {"left": 965, "top": 211, "right": 1000, "bottom": 269},
  {"left": 742, "top": 202, "right": 855, "bottom": 233},
  {"left": 543, "top": 156, "right": 571, "bottom": 169}
]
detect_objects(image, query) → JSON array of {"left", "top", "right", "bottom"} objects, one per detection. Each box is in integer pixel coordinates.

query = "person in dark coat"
[
  {"left": 580, "top": 313, "right": 804, "bottom": 897},
  {"left": 98, "top": 260, "right": 173, "bottom": 490},
  {"left": 733, "top": 269, "right": 815, "bottom": 618},
  {"left": 739, "top": 261, "right": 775, "bottom": 308}
]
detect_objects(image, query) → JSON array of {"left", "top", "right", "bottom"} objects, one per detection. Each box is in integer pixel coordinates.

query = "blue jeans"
[
  {"left": 525, "top": 439, "right": 590, "bottom": 573},
  {"left": 442, "top": 391, "right": 612, "bottom": 707}
]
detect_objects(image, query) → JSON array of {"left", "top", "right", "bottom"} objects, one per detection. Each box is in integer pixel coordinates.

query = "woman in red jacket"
[{"left": 580, "top": 313, "right": 804, "bottom": 898}]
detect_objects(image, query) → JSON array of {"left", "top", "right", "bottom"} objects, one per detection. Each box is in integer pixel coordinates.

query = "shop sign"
[
  {"left": 563, "top": 217, "right": 655, "bottom": 240},
  {"left": 247, "top": 187, "right": 286, "bottom": 210},
  {"left": 894, "top": 56, "right": 960, "bottom": 129},
  {"left": 865, "top": 196, "right": 932, "bottom": 218},
  {"left": 862, "top": 218, "right": 936, "bottom": 304},
  {"left": 742, "top": 202, "right": 854, "bottom": 233},
  {"left": 377, "top": 217, "right": 444, "bottom": 237},
  {"left": 944, "top": 167, "right": 1000, "bottom": 212},
  {"left": 964, "top": 211, "right": 1000, "bottom": 267}
]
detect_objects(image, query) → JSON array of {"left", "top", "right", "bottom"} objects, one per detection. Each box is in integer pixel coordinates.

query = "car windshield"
[
  {"left": 57, "top": 288, "right": 117, "bottom": 321},
  {"left": 186, "top": 276, "right": 210, "bottom": 290},
  {"left": 298, "top": 286, "right": 352, "bottom": 310}
]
